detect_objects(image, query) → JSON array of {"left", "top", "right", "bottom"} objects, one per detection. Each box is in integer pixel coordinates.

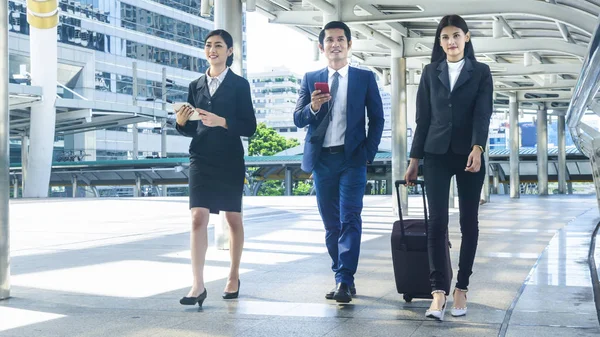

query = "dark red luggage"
[{"left": 391, "top": 180, "right": 452, "bottom": 302}]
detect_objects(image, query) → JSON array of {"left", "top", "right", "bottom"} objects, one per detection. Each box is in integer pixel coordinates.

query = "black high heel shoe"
[
  {"left": 222, "top": 280, "right": 240, "bottom": 299},
  {"left": 180, "top": 288, "right": 207, "bottom": 307}
]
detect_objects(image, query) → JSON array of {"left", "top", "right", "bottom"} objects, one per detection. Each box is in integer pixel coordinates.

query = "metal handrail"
[{"left": 566, "top": 16, "right": 600, "bottom": 157}]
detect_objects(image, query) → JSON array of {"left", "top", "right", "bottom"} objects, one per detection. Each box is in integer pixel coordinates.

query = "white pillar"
[
  {"left": 509, "top": 95, "right": 520, "bottom": 198},
  {"left": 12, "top": 177, "right": 18, "bottom": 199},
  {"left": 161, "top": 67, "right": 168, "bottom": 196},
  {"left": 214, "top": 0, "right": 243, "bottom": 76},
  {"left": 20, "top": 135, "right": 28, "bottom": 192},
  {"left": 213, "top": 0, "right": 246, "bottom": 250},
  {"left": 391, "top": 31, "right": 408, "bottom": 216},
  {"left": 134, "top": 175, "right": 141, "bottom": 197},
  {"left": 23, "top": 0, "right": 59, "bottom": 198},
  {"left": 537, "top": 108, "right": 548, "bottom": 195},
  {"left": 493, "top": 19, "right": 503, "bottom": 39},
  {"left": 161, "top": 67, "right": 167, "bottom": 158},
  {"left": 558, "top": 114, "right": 567, "bottom": 194},
  {"left": 524, "top": 52, "right": 532, "bottom": 67},
  {"left": 132, "top": 62, "right": 138, "bottom": 160},
  {"left": 71, "top": 175, "right": 77, "bottom": 198},
  {"left": 285, "top": 167, "right": 293, "bottom": 196},
  {"left": 0, "top": 0, "right": 10, "bottom": 300}
]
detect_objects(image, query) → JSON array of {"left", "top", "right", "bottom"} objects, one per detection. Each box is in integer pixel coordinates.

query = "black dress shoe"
[
  {"left": 333, "top": 283, "right": 352, "bottom": 303},
  {"left": 325, "top": 283, "right": 356, "bottom": 299},
  {"left": 222, "top": 280, "right": 240, "bottom": 299},
  {"left": 180, "top": 288, "right": 207, "bottom": 307}
]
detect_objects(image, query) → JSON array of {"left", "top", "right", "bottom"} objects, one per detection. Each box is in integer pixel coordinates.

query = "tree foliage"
[
  {"left": 246, "top": 123, "right": 305, "bottom": 196},
  {"left": 248, "top": 123, "right": 300, "bottom": 156}
]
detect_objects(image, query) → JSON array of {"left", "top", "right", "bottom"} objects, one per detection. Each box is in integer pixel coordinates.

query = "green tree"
[
  {"left": 248, "top": 122, "right": 299, "bottom": 156},
  {"left": 293, "top": 181, "right": 313, "bottom": 196},
  {"left": 247, "top": 123, "right": 301, "bottom": 196}
]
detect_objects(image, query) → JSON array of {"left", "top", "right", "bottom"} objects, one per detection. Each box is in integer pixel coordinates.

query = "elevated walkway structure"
[
  {"left": 9, "top": 83, "right": 168, "bottom": 136},
  {"left": 250, "top": 0, "right": 600, "bottom": 207},
  {"left": 6, "top": 148, "right": 592, "bottom": 198}
]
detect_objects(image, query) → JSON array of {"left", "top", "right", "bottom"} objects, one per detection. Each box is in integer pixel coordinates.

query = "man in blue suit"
[{"left": 294, "top": 21, "right": 385, "bottom": 303}]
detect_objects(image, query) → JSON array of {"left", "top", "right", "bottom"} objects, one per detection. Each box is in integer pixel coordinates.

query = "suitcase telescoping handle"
[{"left": 394, "top": 180, "right": 429, "bottom": 238}]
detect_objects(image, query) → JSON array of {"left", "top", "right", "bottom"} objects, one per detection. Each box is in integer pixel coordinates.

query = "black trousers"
[{"left": 423, "top": 150, "right": 485, "bottom": 293}]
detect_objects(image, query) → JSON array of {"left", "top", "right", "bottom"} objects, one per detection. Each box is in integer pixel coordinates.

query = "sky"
[{"left": 245, "top": 12, "right": 324, "bottom": 76}]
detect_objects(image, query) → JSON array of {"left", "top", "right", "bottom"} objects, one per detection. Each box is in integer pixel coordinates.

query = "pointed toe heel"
[
  {"left": 180, "top": 288, "right": 207, "bottom": 307},
  {"left": 222, "top": 280, "right": 240, "bottom": 299}
]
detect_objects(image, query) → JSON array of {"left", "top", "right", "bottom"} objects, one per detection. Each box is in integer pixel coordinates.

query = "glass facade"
[{"left": 9, "top": 1, "right": 211, "bottom": 73}]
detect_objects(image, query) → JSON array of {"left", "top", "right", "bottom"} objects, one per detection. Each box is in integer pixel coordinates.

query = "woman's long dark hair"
[
  {"left": 205, "top": 29, "right": 234, "bottom": 67},
  {"left": 431, "top": 15, "right": 475, "bottom": 63}
]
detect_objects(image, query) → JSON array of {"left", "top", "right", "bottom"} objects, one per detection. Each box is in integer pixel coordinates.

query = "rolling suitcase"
[{"left": 391, "top": 179, "right": 452, "bottom": 302}]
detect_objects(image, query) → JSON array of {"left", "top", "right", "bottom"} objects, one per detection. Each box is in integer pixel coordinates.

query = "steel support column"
[
  {"left": 20, "top": 135, "right": 27, "bottom": 192},
  {"left": 213, "top": 0, "right": 244, "bottom": 249},
  {"left": 161, "top": 67, "right": 168, "bottom": 196},
  {"left": 537, "top": 108, "right": 548, "bottom": 195},
  {"left": 24, "top": 0, "right": 58, "bottom": 197},
  {"left": 132, "top": 62, "right": 138, "bottom": 160},
  {"left": 391, "top": 31, "right": 407, "bottom": 216},
  {"left": 509, "top": 95, "right": 520, "bottom": 198},
  {"left": 214, "top": 0, "right": 243, "bottom": 76},
  {"left": 285, "top": 167, "right": 293, "bottom": 196},
  {"left": 557, "top": 114, "right": 567, "bottom": 194},
  {"left": 0, "top": 0, "right": 10, "bottom": 300}
]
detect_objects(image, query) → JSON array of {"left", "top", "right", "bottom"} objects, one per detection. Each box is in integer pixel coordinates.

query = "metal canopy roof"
[
  {"left": 253, "top": 0, "right": 600, "bottom": 110},
  {"left": 8, "top": 84, "right": 168, "bottom": 136}
]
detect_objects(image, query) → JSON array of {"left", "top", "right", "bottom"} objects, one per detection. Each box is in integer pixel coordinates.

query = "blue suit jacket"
[{"left": 293, "top": 67, "right": 385, "bottom": 173}]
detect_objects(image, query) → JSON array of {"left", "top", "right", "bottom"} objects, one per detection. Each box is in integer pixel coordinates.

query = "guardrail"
[{"left": 566, "top": 16, "right": 600, "bottom": 208}]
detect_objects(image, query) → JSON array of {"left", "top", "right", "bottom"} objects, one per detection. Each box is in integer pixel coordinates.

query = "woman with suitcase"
[{"left": 404, "top": 14, "right": 493, "bottom": 321}]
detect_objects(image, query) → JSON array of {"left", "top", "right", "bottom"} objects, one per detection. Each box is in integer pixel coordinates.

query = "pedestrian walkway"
[{"left": 0, "top": 194, "right": 598, "bottom": 336}]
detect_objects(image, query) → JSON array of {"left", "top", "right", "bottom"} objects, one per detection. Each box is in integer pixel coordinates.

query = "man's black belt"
[{"left": 322, "top": 145, "right": 344, "bottom": 154}]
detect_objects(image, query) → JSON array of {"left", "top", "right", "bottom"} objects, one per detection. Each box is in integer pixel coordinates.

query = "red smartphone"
[{"left": 314, "top": 82, "right": 330, "bottom": 94}]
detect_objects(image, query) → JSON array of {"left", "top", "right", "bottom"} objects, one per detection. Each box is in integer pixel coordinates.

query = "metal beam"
[
  {"left": 304, "top": 0, "right": 336, "bottom": 15},
  {"left": 402, "top": 38, "right": 587, "bottom": 58},
  {"left": 139, "top": 171, "right": 154, "bottom": 185},
  {"left": 364, "top": 50, "right": 581, "bottom": 69},
  {"left": 55, "top": 109, "right": 93, "bottom": 122},
  {"left": 0, "top": 0, "right": 9, "bottom": 300},
  {"left": 336, "top": 0, "right": 597, "bottom": 35},
  {"left": 351, "top": 39, "right": 391, "bottom": 53},
  {"left": 494, "top": 82, "right": 577, "bottom": 91},
  {"left": 350, "top": 24, "right": 403, "bottom": 53},
  {"left": 357, "top": 4, "right": 408, "bottom": 37},
  {"left": 489, "top": 63, "right": 581, "bottom": 76}
]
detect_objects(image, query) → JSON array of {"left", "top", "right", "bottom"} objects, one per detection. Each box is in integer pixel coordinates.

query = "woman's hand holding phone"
[{"left": 311, "top": 82, "right": 331, "bottom": 112}]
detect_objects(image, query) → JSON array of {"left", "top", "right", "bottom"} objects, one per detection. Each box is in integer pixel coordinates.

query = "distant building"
[{"left": 248, "top": 67, "right": 304, "bottom": 141}]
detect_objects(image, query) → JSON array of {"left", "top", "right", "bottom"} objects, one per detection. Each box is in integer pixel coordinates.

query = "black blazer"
[
  {"left": 176, "top": 70, "right": 257, "bottom": 159},
  {"left": 410, "top": 57, "right": 493, "bottom": 159}
]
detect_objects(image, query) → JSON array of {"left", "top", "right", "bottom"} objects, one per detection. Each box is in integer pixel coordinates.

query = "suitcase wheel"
[{"left": 403, "top": 294, "right": 413, "bottom": 303}]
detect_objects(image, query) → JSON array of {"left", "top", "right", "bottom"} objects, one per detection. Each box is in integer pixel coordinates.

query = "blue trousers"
[{"left": 313, "top": 151, "right": 366, "bottom": 285}]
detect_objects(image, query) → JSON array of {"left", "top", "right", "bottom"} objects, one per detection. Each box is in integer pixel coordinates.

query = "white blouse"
[{"left": 448, "top": 59, "right": 465, "bottom": 92}]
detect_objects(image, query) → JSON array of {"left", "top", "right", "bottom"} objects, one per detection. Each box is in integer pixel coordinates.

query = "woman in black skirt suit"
[{"left": 175, "top": 29, "right": 257, "bottom": 307}]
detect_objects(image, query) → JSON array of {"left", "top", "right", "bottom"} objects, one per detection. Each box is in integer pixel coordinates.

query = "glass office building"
[{"left": 8, "top": 0, "right": 246, "bottom": 161}]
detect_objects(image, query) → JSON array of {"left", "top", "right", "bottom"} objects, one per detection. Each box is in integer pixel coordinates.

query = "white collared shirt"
[
  {"left": 322, "top": 64, "right": 349, "bottom": 147},
  {"left": 447, "top": 59, "right": 465, "bottom": 92},
  {"left": 206, "top": 67, "right": 229, "bottom": 96}
]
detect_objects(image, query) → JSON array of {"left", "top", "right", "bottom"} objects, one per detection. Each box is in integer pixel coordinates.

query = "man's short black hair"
[{"left": 318, "top": 21, "right": 352, "bottom": 46}]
